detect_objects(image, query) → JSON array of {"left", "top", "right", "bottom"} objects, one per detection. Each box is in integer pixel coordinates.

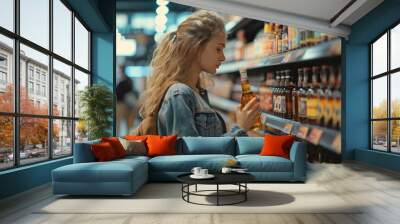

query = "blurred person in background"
[{"left": 116, "top": 64, "right": 139, "bottom": 135}]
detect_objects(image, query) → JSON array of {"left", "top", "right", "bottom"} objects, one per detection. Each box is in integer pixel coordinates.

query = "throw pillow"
[
  {"left": 146, "top": 135, "right": 177, "bottom": 157},
  {"left": 101, "top": 137, "right": 127, "bottom": 158},
  {"left": 118, "top": 138, "right": 147, "bottom": 156},
  {"left": 91, "top": 142, "right": 117, "bottom": 161},
  {"left": 260, "top": 134, "right": 295, "bottom": 159},
  {"left": 124, "top": 135, "right": 148, "bottom": 141}
]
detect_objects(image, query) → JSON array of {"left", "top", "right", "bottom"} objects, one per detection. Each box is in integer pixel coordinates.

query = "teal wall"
[
  {"left": 344, "top": 0, "right": 400, "bottom": 172},
  {"left": 92, "top": 32, "right": 116, "bottom": 136},
  {"left": 0, "top": 0, "right": 115, "bottom": 200}
]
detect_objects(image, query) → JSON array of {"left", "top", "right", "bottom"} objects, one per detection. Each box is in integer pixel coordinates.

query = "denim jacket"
[{"left": 157, "top": 83, "right": 247, "bottom": 137}]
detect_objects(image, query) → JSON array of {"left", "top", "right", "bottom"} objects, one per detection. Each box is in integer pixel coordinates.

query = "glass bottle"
[
  {"left": 299, "top": 68, "right": 309, "bottom": 123},
  {"left": 284, "top": 70, "right": 293, "bottom": 119},
  {"left": 333, "top": 66, "right": 341, "bottom": 130},
  {"left": 307, "top": 66, "right": 319, "bottom": 125},
  {"left": 280, "top": 72, "right": 287, "bottom": 118},
  {"left": 326, "top": 65, "right": 336, "bottom": 128},
  {"left": 240, "top": 70, "right": 261, "bottom": 130},
  {"left": 292, "top": 69, "right": 303, "bottom": 121},
  {"left": 318, "top": 65, "right": 329, "bottom": 126}
]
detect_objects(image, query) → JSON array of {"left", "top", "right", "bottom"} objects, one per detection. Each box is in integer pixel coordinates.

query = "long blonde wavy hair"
[{"left": 138, "top": 10, "right": 225, "bottom": 118}]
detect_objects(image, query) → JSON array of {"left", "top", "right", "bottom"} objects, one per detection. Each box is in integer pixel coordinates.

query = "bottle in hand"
[{"left": 240, "top": 70, "right": 262, "bottom": 130}]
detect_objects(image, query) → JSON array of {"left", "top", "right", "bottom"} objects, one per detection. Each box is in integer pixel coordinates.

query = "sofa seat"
[
  {"left": 236, "top": 155, "right": 293, "bottom": 172},
  {"left": 52, "top": 158, "right": 148, "bottom": 196},
  {"left": 148, "top": 154, "right": 235, "bottom": 181}
]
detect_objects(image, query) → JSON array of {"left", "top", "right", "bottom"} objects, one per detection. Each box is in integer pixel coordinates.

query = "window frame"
[
  {"left": 370, "top": 21, "right": 400, "bottom": 154},
  {"left": 0, "top": 0, "right": 92, "bottom": 171}
]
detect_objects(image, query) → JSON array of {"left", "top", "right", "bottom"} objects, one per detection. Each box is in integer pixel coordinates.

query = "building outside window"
[
  {"left": 370, "top": 23, "right": 400, "bottom": 154},
  {"left": 0, "top": 0, "right": 91, "bottom": 170}
]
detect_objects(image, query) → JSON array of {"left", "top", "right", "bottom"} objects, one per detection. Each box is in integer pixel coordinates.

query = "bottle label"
[
  {"left": 307, "top": 98, "right": 318, "bottom": 118},
  {"left": 299, "top": 97, "right": 307, "bottom": 117},
  {"left": 281, "top": 95, "right": 286, "bottom": 113}
]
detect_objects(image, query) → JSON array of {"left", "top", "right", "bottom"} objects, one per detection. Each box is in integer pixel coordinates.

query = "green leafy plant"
[{"left": 79, "top": 84, "right": 113, "bottom": 140}]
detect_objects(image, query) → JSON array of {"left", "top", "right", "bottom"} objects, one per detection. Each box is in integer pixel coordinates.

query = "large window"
[
  {"left": 371, "top": 23, "right": 400, "bottom": 154},
  {"left": 0, "top": 0, "right": 91, "bottom": 171}
]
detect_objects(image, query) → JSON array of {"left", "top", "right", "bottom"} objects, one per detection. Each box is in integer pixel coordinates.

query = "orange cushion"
[
  {"left": 101, "top": 137, "right": 127, "bottom": 158},
  {"left": 146, "top": 135, "right": 177, "bottom": 157},
  {"left": 124, "top": 135, "right": 148, "bottom": 141},
  {"left": 260, "top": 134, "right": 295, "bottom": 159},
  {"left": 91, "top": 142, "right": 118, "bottom": 161}
]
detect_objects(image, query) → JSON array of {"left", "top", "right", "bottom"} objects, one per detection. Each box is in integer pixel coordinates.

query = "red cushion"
[
  {"left": 124, "top": 135, "right": 148, "bottom": 141},
  {"left": 260, "top": 134, "right": 295, "bottom": 159},
  {"left": 146, "top": 135, "right": 177, "bottom": 157},
  {"left": 91, "top": 142, "right": 118, "bottom": 161},
  {"left": 101, "top": 137, "right": 126, "bottom": 158}
]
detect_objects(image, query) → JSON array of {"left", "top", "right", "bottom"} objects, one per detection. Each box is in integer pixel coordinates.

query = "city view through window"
[
  {"left": 0, "top": 0, "right": 90, "bottom": 170},
  {"left": 371, "top": 23, "right": 400, "bottom": 153}
]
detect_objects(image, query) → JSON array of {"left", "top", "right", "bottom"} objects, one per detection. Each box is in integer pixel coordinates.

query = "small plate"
[{"left": 190, "top": 174, "right": 215, "bottom": 179}]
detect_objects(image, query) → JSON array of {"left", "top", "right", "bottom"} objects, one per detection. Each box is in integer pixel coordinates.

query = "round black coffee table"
[{"left": 177, "top": 173, "right": 255, "bottom": 206}]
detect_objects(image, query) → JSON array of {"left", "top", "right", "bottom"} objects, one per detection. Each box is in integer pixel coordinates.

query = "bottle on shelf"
[
  {"left": 259, "top": 76, "right": 268, "bottom": 112},
  {"left": 284, "top": 70, "right": 293, "bottom": 119},
  {"left": 333, "top": 66, "right": 341, "bottom": 130},
  {"left": 318, "top": 65, "right": 329, "bottom": 126},
  {"left": 280, "top": 72, "right": 287, "bottom": 118},
  {"left": 276, "top": 24, "right": 283, "bottom": 54},
  {"left": 273, "top": 72, "right": 281, "bottom": 116},
  {"left": 239, "top": 70, "right": 262, "bottom": 130},
  {"left": 326, "top": 65, "right": 336, "bottom": 128},
  {"left": 298, "top": 67, "right": 309, "bottom": 123},
  {"left": 282, "top": 26, "right": 289, "bottom": 52},
  {"left": 306, "top": 66, "right": 319, "bottom": 125},
  {"left": 235, "top": 30, "right": 246, "bottom": 61},
  {"left": 265, "top": 72, "right": 275, "bottom": 113},
  {"left": 292, "top": 68, "right": 303, "bottom": 121}
]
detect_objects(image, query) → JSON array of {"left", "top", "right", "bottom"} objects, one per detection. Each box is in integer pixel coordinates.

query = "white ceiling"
[{"left": 170, "top": 0, "right": 384, "bottom": 38}]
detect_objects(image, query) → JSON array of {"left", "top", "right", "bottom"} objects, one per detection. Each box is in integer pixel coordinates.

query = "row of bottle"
[
  {"left": 258, "top": 65, "right": 342, "bottom": 130},
  {"left": 224, "top": 23, "right": 336, "bottom": 62}
]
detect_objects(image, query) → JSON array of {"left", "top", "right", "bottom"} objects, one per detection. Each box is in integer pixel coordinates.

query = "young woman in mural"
[{"left": 138, "top": 10, "right": 259, "bottom": 137}]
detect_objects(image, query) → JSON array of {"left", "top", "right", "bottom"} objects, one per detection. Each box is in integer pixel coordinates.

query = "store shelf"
[
  {"left": 217, "top": 38, "right": 341, "bottom": 75},
  {"left": 260, "top": 112, "right": 341, "bottom": 154},
  {"left": 227, "top": 18, "right": 264, "bottom": 42},
  {"left": 208, "top": 93, "right": 240, "bottom": 112}
]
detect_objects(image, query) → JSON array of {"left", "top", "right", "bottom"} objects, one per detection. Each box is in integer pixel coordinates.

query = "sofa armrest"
[
  {"left": 289, "top": 141, "right": 307, "bottom": 181},
  {"left": 73, "top": 140, "right": 100, "bottom": 163}
]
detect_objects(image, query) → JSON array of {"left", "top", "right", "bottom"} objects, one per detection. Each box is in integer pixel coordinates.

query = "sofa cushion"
[
  {"left": 101, "top": 137, "right": 127, "bottom": 158},
  {"left": 260, "top": 134, "right": 295, "bottom": 159},
  {"left": 52, "top": 158, "right": 147, "bottom": 183},
  {"left": 146, "top": 135, "right": 177, "bottom": 157},
  {"left": 91, "top": 142, "right": 118, "bottom": 161},
  {"left": 236, "top": 137, "right": 264, "bottom": 155},
  {"left": 73, "top": 139, "right": 100, "bottom": 163},
  {"left": 148, "top": 154, "right": 235, "bottom": 172},
  {"left": 236, "top": 155, "right": 293, "bottom": 172},
  {"left": 178, "top": 137, "right": 235, "bottom": 155}
]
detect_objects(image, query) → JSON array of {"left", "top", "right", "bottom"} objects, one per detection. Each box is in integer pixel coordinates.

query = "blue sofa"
[{"left": 52, "top": 137, "right": 306, "bottom": 196}]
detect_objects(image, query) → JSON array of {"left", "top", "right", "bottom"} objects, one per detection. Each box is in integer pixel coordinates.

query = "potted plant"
[{"left": 79, "top": 84, "right": 113, "bottom": 140}]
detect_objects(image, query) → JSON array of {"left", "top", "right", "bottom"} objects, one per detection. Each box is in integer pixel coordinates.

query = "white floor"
[{"left": 1, "top": 162, "right": 400, "bottom": 224}]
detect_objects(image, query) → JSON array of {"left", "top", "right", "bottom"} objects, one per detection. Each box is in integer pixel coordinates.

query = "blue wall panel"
[
  {"left": 0, "top": 158, "right": 72, "bottom": 199},
  {"left": 345, "top": 0, "right": 400, "bottom": 172}
]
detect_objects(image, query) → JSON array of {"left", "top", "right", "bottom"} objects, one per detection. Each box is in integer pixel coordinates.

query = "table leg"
[
  {"left": 245, "top": 183, "right": 247, "bottom": 201},
  {"left": 195, "top": 184, "right": 197, "bottom": 192},
  {"left": 217, "top": 184, "right": 219, "bottom": 206}
]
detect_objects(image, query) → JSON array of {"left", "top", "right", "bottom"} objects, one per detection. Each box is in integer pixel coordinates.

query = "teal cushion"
[
  {"left": 178, "top": 137, "right": 235, "bottom": 155},
  {"left": 148, "top": 154, "right": 235, "bottom": 172},
  {"left": 236, "top": 155, "right": 293, "bottom": 172},
  {"left": 236, "top": 137, "right": 264, "bottom": 155},
  {"left": 73, "top": 139, "right": 101, "bottom": 163}
]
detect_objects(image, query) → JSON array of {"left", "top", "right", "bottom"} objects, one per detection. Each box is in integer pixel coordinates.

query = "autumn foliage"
[{"left": 0, "top": 84, "right": 59, "bottom": 150}]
